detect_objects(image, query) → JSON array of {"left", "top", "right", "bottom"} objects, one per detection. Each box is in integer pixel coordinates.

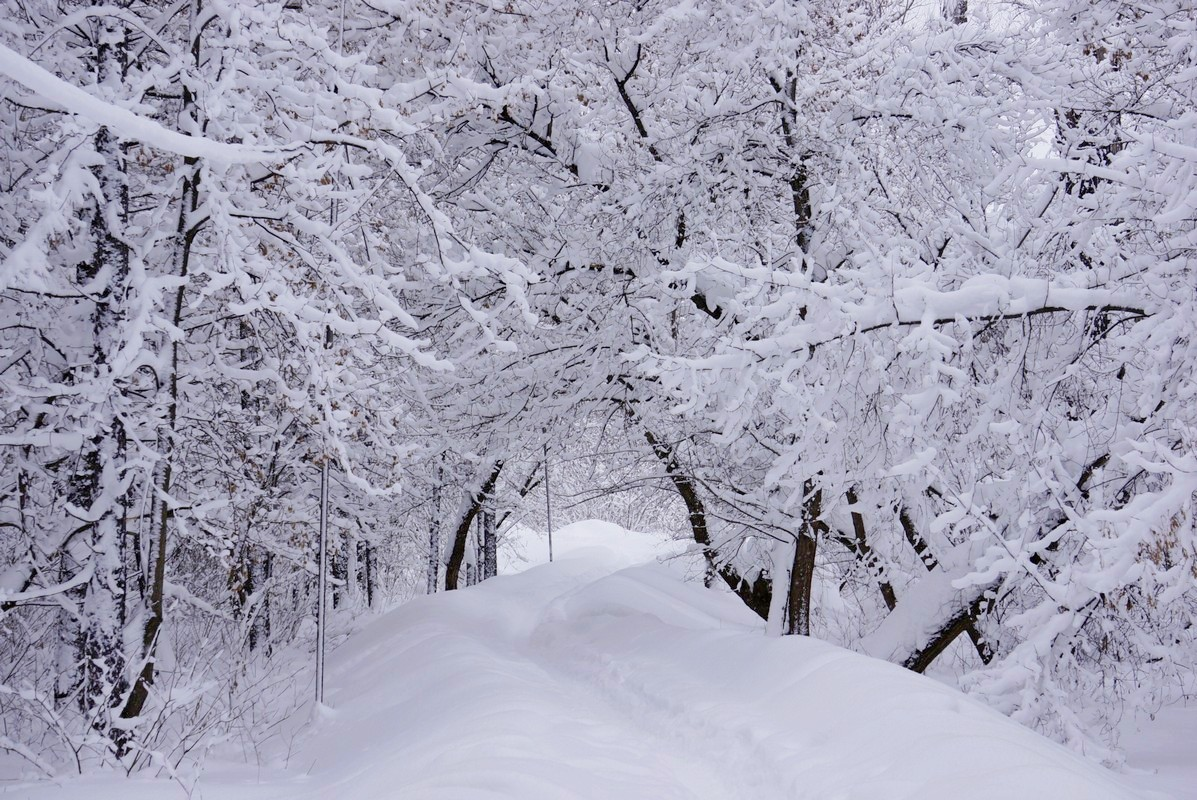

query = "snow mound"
[{"left": 11, "top": 522, "right": 1153, "bottom": 799}]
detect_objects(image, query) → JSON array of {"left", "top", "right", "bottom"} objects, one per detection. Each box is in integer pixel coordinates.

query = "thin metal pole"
[
  {"left": 315, "top": 456, "right": 330, "bottom": 704},
  {"left": 543, "top": 444, "right": 553, "bottom": 562}
]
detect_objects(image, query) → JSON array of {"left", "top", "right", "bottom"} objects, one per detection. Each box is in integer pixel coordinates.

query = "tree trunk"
[
  {"left": 444, "top": 462, "right": 502, "bottom": 590},
  {"left": 784, "top": 486, "right": 821, "bottom": 636},
  {"left": 846, "top": 488, "right": 897, "bottom": 611},
  {"left": 481, "top": 508, "right": 497, "bottom": 580},
  {"left": 638, "top": 422, "right": 773, "bottom": 620},
  {"left": 427, "top": 476, "right": 441, "bottom": 593},
  {"left": 73, "top": 15, "right": 133, "bottom": 755},
  {"left": 898, "top": 503, "right": 993, "bottom": 666},
  {"left": 252, "top": 552, "right": 272, "bottom": 653},
  {"left": 361, "top": 542, "right": 375, "bottom": 608},
  {"left": 902, "top": 592, "right": 992, "bottom": 673},
  {"left": 119, "top": 0, "right": 204, "bottom": 731},
  {"left": 786, "top": 533, "right": 817, "bottom": 635},
  {"left": 345, "top": 532, "right": 359, "bottom": 606},
  {"left": 331, "top": 532, "right": 346, "bottom": 609}
]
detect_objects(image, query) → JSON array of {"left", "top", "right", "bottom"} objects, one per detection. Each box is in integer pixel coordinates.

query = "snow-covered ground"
[
  {"left": 1121, "top": 701, "right": 1197, "bottom": 800},
  {"left": 2, "top": 521, "right": 1177, "bottom": 799}
]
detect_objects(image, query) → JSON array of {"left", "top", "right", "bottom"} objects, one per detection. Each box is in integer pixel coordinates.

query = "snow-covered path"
[
  {"left": 6, "top": 523, "right": 1158, "bottom": 799},
  {"left": 305, "top": 553, "right": 769, "bottom": 800}
]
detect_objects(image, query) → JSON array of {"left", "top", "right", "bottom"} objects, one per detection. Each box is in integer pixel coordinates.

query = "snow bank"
[
  {"left": 533, "top": 564, "right": 1147, "bottom": 800},
  {"left": 8, "top": 521, "right": 1154, "bottom": 799}
]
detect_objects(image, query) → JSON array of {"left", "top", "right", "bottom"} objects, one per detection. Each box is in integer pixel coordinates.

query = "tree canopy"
[{"left": 1, "top": 0, "right": 1194, "bottom": 772}]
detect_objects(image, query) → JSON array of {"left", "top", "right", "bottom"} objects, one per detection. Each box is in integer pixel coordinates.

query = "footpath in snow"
[{"left": 6, "top": 522, "right": 1163, "bottom": 799}]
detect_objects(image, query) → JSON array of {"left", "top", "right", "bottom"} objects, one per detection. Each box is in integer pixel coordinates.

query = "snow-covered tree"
[{"left": 2, "top": 0, "right": 1192, "bottom": 773}]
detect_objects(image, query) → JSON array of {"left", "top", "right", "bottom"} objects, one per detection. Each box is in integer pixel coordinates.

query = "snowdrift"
[{"left": 8, "top": 522, "right": 1151, "bottom": 799}]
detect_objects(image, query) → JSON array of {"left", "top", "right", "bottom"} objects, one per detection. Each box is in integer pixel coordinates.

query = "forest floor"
[{"left": 1, "top": 521, "right": 1183, "bottom": 799}]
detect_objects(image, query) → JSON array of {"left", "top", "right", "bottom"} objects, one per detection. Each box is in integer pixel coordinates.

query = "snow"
[
  {"left": 2, "top": 522, "right": 1163, "bottom": 799},
  {"left": 1121, "top": 703, "right": 1197, "bottom": 800},
  {"left": 0, "top": 44, "right": 276, "bottom": 163},
  {"left": 859, "top": 568, "right": 966, "bottom": 661},
  {"left": 499, "top": 519, "right": 691, "bottom": 574}
]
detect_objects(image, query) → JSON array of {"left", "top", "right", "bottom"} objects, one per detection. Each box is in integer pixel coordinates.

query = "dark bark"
[
  {"left": 899, "top": 505, "right": 940, "bottom": 571},
  {"left": 362, "top": 543, "right": 375, "bottom": 608},
  {"left": 785, "top": 485, "right": 822, "bottom": 636},
  {"left": 496, "top": 461, "right": 543, "bottom": 531},
  {"left": 903, "top": 593, "right": 991, "bottom": 673},
  {"left": 119, "top": 0, "right": 204, "bottom": 732},
  {"left": 769, "top": 71, "right": 813, "bottom": 255},
  {"left": 72, "top": 16, "right": 134, "bottom": 754},
  {"left": 897, "top": 503, "right": 993, "bottom": 667},
  {"left": 943, "top": 0, "right": 967, "bottom": 24},
  {"left": 639, "top": 423, "right": 773, "bottom": 620},
  {"left": 786, "top": 533, "right": 817, "bottom": 635},
  {"left": 846, "top": 488, "right": 897, "bottom": 611},
  {"left": 481, "top": 508, "right": 497, "bottom": 580},
  {"left": 427, "top": 473, "right": 441, "bottom": 593},
  {"left": 253, "top": 552, "right": 272, "bottom": 652},
  {"left": 733, "top": 568, "right": 774, "bottom": 622},
  {"left": 903, "top": 453, "right": 1112, "bottom": 671},
  {"left": 331, "top": 536, "right": 347, "bottom": 608},
  {"left": 892, "top": 455, "right": 1113, "bottom": 673},
  {"left": 444, "top": 462, "right": 503, "bottom": 590}
]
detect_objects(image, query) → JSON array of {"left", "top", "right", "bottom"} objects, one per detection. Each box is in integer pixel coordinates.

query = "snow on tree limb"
[{"left": 0, "top": 43, "right": 278, "bottom": 163}]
